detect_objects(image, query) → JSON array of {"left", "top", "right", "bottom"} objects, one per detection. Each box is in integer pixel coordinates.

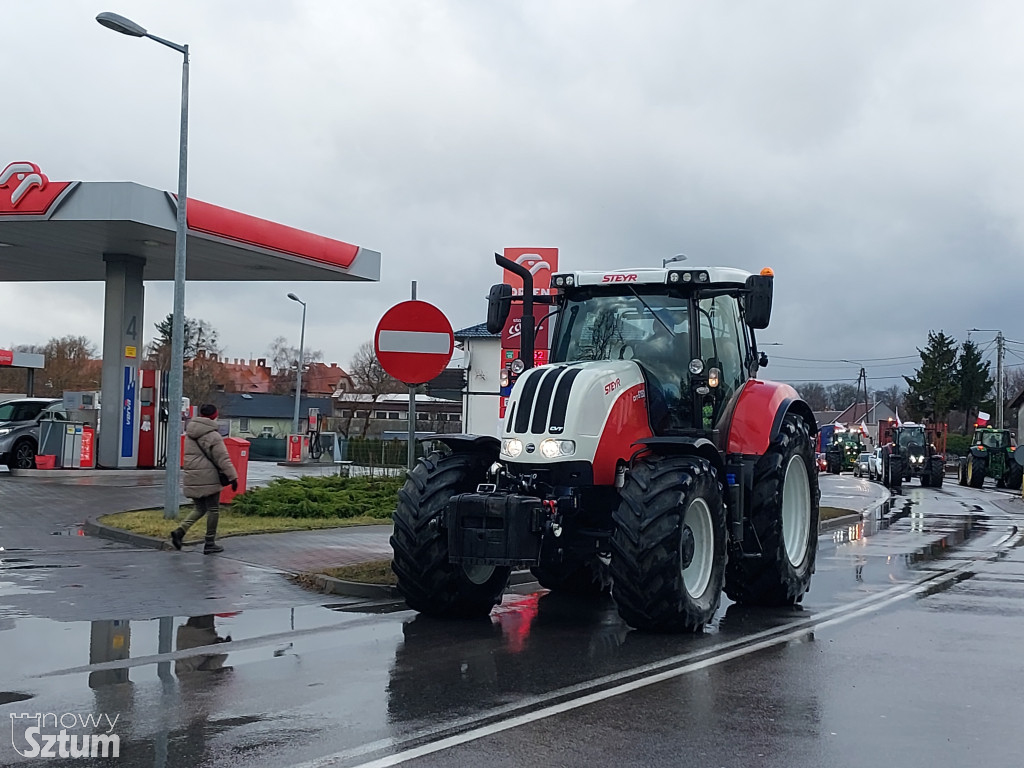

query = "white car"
[
  {"left": 868, "top": 447, "right": 884, "bottom": 481},
  {"left": 853, "top": 452, "right": 872, "bottom": 478}
]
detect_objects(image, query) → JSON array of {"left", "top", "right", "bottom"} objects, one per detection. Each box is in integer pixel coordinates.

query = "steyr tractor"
[
  {"left": 390, "top": 255, "right": 821, "bottom": 633},
  {"left": 825, "top": 428, "right": 864, "bottom": 474},
  {"left": 882, "top": 423, "right": 944, "bottom": 489},
  {"left": 958, "top": 428, "right": 1022, "bottom": 489}
]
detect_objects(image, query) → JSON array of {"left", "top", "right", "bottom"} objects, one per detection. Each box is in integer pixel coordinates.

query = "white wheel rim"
[
  {"left": 463, "top": 564, "right": 495, "bottom": 585},
  {"left": 782, "top": 455, "right": 811, "bottom": 568},
  {"left": 682, "top": 497, "right": 714, "bottom": 598}
]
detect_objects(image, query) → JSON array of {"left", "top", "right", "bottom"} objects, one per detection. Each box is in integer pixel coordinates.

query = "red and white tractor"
[{"left": 391, "top": 255, "right": 820, "bottom": 632}]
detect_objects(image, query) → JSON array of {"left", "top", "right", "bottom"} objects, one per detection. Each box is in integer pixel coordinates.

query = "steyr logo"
[
  {"left": 0, "top": 162, "right": 73, "bottom": 216},
  {"left": 602, "top": 273, "right": 638, "bottom": 283},
  {"left": 10, "top": 712, "right": 121, "bottom": 759}
]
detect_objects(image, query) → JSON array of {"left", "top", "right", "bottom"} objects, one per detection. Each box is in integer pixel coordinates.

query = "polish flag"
[
  {"left": 859, "top": 420, "right": 869, "bottom": 437},
  {"left": 976, "top": 410, "right": 990, "bottom": 427}
]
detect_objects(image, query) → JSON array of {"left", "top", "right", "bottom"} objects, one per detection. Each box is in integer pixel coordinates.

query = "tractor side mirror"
[
  {"left": 486, "top": 283, "right": 513, "bottom": 334},
  {"left": 744, "top": 274, "right": 773, "bottom": 329}
]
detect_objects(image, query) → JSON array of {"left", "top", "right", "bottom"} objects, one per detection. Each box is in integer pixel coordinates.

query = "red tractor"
[{"left": 391, "top": 256, "right": 820, "bottom": 633}]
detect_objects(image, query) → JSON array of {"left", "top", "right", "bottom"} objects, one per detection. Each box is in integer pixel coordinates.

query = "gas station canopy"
[{"left": 0, "top": 163, "right": 380, "bottom": 282}]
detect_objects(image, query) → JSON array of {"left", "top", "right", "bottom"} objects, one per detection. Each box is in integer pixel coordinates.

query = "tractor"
[
  {"left": 881, "top": 423, "right": 944, "bottom": 489},
  {"left": 825, "top": 427, "right": 864, "bottom": 474},
  {"left": 958, "top": 428, "right": 1022, "bottom": 489},
  {"left": 390, "top": 256, "right": 820, "bottom": 633}
]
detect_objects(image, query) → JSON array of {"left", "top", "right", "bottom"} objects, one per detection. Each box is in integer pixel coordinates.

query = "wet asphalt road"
[{"left": 3, "top": 473, "right": 1024, "bottom": 767}]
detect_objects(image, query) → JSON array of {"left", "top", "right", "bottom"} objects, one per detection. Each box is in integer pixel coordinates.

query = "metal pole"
[
  {"left": 408, "top": 281, "right": 417, "bottom": 471},
  {"left": 291, "top": 301, "right": 306, "bottom": 435},
  {"left": 164, "top": 45, "right": 189, "bottom": 520},
  {"left": 997, "top": 331, "right": 1005, "bottom": 427}
]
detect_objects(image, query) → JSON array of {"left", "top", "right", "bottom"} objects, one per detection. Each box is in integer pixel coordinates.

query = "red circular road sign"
[{"left": 374, "top": 300, "right": 455, "bottom": 385}]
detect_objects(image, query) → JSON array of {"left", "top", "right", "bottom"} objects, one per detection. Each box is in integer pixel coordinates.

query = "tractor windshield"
[
  {"left": 551, "top": 291, "right": 693, "bottom": 430},
  {"left": 980, "top": 431, "right": 1011, "bottom": 449},
  {"left": 898, "top": 427, "right": 926, "bottom": 448}
]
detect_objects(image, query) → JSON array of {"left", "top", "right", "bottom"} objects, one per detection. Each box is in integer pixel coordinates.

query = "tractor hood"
[{"left": 500, "top": 359, "right": 650, "bottom": 469}]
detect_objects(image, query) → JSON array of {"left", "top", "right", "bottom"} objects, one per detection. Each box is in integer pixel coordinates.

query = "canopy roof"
[{"left": 0, "top": 162, "right": 379, "bottom": 283}]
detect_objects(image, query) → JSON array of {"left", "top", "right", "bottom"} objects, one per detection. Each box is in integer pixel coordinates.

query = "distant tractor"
[
  {"left": 883, "top": 423, "right": 944, "bottom": 489},
  {"left": 958, "top": 428, "right": 1022, "bottom": 489},
  {"left": 825, "top": 428, "right": 864, "bottom": 474}
]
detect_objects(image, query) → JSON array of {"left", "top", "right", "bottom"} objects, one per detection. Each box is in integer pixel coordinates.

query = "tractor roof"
[{"left": 552, "top": 266, "right": 753, "bottom": 289}]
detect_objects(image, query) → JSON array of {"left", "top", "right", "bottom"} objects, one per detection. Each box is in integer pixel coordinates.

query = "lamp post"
[
  {"left": 97, "top": 11, "right": 190, "bottom": 520},
  {"left": 288, "top": 293, "right": 307, "bottom": 436}
]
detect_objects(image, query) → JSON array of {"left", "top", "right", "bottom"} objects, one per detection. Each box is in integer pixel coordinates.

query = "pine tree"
[
  {"left": 904, "top": 331, "right": 960, "bottom": 423},
  {"left": 954, "top": 339, "right": 993, "bottom": 433}
]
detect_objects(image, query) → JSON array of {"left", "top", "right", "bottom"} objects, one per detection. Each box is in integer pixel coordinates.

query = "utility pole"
[{"left": 970, "top": 328, "right": 1005, "bottom": 427}]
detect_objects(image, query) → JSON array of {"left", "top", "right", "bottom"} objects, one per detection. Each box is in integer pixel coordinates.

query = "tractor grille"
[{"left": 508, "top": 366, "right": 580, "bottom": 435}]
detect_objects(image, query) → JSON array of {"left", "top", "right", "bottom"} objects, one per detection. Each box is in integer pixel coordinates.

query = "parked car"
[
  {"left": 853, "top": 452, "right": 871, "bottom": 478},
  {"left": 0, "top": 398, "right": 67, "bottom": 469},
  {"left": 868, "top": 447, "right": 885, "bottom": 481},
  {"left": 816, "top": 453, "right": 828, "bottom": 473}
]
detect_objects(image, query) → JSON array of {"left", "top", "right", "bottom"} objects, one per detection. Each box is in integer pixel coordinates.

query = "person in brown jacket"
[{"left": 170, "top": 404, "right": 238, "bottom": 554}]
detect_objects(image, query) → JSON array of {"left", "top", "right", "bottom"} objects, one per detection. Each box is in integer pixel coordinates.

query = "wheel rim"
[
  {"left": 681, "top": 497, "right": 714, "bottom": 598},
  {"left": 14, "top": 443, "right": 34, "bottom": 469},
  {"left": 782, "top": 455, "right": 811, "bottom": 568},
  {"left": 462, "top": 564, "right": 495, "bottom": 585}
]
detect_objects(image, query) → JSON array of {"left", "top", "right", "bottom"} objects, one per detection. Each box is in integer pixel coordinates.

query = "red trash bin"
[{"left": 220, "top": 437, "right": 250, "bottom": 503}]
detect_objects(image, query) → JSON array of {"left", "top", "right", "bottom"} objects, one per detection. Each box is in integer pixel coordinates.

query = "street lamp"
[
  {"left": 97, "top": 11, "right": 190, "bottom": 520},
  {"left": 288, "top": 293, "right": 307, "bottom": 436}
]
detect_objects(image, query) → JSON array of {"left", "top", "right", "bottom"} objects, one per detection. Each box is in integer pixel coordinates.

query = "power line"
[{"left": 773, "top": 354, "right": 919, "bottom": 363}]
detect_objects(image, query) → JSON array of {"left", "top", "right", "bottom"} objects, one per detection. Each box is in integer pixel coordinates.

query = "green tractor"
[
  {"left": 887, "top": 423, "right": 944, "bottom": 488},
  {"left": 825, "top": 428, "right": 864, "bottom": 474},
  {"left": 958, "top": 428, "right": 1022, "bottom": 489}
]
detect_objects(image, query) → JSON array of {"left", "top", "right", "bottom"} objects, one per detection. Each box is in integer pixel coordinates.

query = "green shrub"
[
  {"left": 231, "top": 475, "right": 404, "bottom": 519},
  {"left": 945, "top": 433, "right": 970, "bottom": 457}
]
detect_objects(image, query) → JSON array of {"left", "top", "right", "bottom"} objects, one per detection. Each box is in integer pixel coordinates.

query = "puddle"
[{"left": 50, "top": 526, "right": 85, "bottom": 536}]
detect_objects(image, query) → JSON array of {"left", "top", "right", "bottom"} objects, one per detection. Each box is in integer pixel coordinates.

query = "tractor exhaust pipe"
[{"left": 494, "top": 252, "right": 536, "bottom": 371}]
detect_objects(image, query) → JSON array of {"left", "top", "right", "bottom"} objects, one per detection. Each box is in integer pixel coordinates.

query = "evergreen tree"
[
  {"left": 954, "top": 339, "right": 993, "bottom": 433},
  {"left": 903, "top": 331, "right": 960, "bottom": 423}
]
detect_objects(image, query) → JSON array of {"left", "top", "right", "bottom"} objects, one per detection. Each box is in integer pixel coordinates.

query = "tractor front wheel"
[
  {"left": 531, "top": 544, "right": 610, "bottom": 596},
  {"left": 1008, "top": 463, "right": 1023, "bottom": 491},
  {"left": 610, "top": 455, "right": 726, "bottom": 632},
  {"left": 725, "top": 414, "right": 820, "bottom": 607},
  {"left": 391, "top": 450, "right": 511, "bottom": 618},
  {"left": 958, "top": 460, "right": 968, "bottom": 486},
  {"left": 967, "top": 454, "right": 985, "bottom": 489}
]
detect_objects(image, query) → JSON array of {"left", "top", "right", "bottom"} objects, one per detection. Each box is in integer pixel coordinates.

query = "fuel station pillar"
[{"left": 98, "top": 253, "right": 145, "bottom": 468}]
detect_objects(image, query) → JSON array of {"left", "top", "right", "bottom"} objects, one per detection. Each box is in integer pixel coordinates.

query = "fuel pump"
[{"left": 307, "top": 407, "right": 323, "bottom": 460}]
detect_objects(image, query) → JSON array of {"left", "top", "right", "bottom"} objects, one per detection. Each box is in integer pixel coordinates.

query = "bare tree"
[
  {"left": 33, "top": 337, "right": 101, "bottom": 396},
  {"left": 267, "top": 336, "right": 323, "bottom": 395},
  {"left": 339, "top": 341, "right": 404, "bottom": 436},
  {"left": 795, "top": 382, "right": 828, "bottom": 411}
]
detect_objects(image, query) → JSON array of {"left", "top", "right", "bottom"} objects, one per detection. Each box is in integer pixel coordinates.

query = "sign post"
[{"left": 374, "top": 289, "right": 455, "bottom": 471}]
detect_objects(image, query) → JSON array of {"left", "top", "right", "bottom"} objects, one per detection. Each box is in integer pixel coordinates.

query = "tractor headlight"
[
  {"left": 708, "top": 367, "right": 720, "bottom": 388},
  {"left": 501, "top": 438, "right": 523, "bottom": 458},
  {"left": 539, "top": 439, "right": 575, "bottom": 458},
  {"left": 510, "top": 358, "right": 526, "bottom": 375},
  {"left": 912, "top": 455, "right": 923, "bottom": 463},
  {"left": 688, "top": 358, "right": 704, "bottom": 375}
]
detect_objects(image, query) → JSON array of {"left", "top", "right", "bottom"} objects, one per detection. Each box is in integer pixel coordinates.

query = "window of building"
[
  {"left": 239, "top": 417, "right": 250, "bottom": 432},
  {"left": 374, "top": 411, "right": 389, "bottom": 420}
]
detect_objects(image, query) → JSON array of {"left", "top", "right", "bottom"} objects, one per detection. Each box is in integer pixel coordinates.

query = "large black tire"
[
  {"left": 610, "top": 455, "right": 727, "bottom": 633},
  {"left": 9, "top": 438, "right": 36, "bottom": 470},
  {"left": 531, "top": 544, "right": 610, "bottom": 596},
  {"left": 929, "top": 459, "right": 944, "bottom": 488},
  {"left": 967, "top": 454, "right": 986, "bottom": 489},
  {"left": 921, "top": 467, "right": 932, "bottom": 487},
  {"left": 1007, "top": 463, "right": 1023, "bottom": 491},
  {"left": 958, "top": 460, "right": 967, "bottom": 486},
  {"left": 889, "top": 456, "right": 903, "bottom": 493},
  {"left": 725, "top": 414, "right": 820, "bottom": 607},
  {"left": 391, "top": 450, "right": 511, "bottom": 618}
]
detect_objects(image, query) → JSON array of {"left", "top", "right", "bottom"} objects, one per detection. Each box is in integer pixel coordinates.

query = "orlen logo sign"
[
  {"left": 503, "top": 247, "right": 558, "bottom": 296},
  {"left": 602, "top": 273, "right": 638, "bottom": 283},
  {"left": 0, "top": 162, "right": 74, "bottom": 217}
]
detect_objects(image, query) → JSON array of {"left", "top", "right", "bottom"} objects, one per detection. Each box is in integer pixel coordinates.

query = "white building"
[{"left": 455, "top": 323, "right": 502, "bottom": 437}]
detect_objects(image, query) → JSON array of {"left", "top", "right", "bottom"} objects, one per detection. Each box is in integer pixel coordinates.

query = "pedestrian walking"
[{"left": 170, "top": 403, "right": 238, "bottom": 554}]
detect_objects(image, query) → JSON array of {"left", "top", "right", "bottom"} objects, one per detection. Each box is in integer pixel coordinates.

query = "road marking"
[{"left": 290, "top": 561, "right": 975, "bottom": 768}]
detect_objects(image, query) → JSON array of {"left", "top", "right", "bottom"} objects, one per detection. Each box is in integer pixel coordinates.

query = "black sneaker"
[
  {"left": 204, "top": 543, "right": 224, "bottom": 555},
  {"left": 170, "top": 528, "right": 184, "bottom": 551}
]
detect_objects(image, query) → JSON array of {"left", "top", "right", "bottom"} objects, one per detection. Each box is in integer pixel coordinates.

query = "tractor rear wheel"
[
  {"left": 725, "top": 414, "right": 819, "bottom": 607},
  {"left": 391, "top": 450, "right": 511, "bottom": 618},
  {"left": 967, "top": 454, "right": 986, "bottom": 489},
  {"left": 531, "top": 544, "right": 610, "bottom": 596},
  {"left": 610, "top": 455, "right": 726, "bottom": 632},
  {"left": 958, "top": 461, "right": 967, "bottom": 486},
  {"left": 1007, "top": 463, "right": 1023, "bottom": 491},
  {"left": 889, "top": 456, "right": 903, "bottom": 493}
]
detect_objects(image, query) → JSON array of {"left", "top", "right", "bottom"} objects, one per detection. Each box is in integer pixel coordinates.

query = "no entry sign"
[{"left": 375, "top": 300, "right": 454, "bottom": 385}]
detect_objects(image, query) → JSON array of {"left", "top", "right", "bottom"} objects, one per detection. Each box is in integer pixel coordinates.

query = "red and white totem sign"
[{"left": 374, "top": 301, "right": 455, "bottom": 385}]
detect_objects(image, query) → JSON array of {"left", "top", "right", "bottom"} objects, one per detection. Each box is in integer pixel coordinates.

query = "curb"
[
  {"left": 310, "top": 568, "right": 539, "bottom": 600},
  {"left": 84, "top": 517, "right": 172, "bottom": 550}
]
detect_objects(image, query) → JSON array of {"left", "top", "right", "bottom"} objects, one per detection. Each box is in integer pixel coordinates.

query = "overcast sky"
[{"left": 3, "top": 0, "right": 1024, "bottom": 393}]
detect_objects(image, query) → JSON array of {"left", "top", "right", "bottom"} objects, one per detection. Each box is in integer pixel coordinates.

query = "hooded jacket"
[{"left": 183, "top": 417, "right": 238, "bottom": 499}]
